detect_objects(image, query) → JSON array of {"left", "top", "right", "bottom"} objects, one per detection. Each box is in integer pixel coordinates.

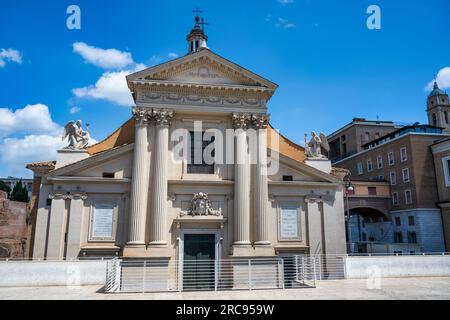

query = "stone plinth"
[
  {"left": 55, "top": 149, "right": 89, "bottom": 169},
  {"left": 305, "top": 158, "right": 332, "bottom": 174}
]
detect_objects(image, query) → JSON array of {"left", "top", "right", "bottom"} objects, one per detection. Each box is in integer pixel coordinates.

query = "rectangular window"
[
  {"left": 402, "top": 168, "right": 410, "bottom": 183},
  {"left": 390, "top": 171, "right": 397, "bottom": 186},
  {"left": 102, "top": 172, "right": 115, "bottom": 178},
  {"left": 357, "top": 162, "right": 363, "bottom": 175},
  {"left": 377, "top": 155, "right": 383, "bottom": 169},
  {"left": 442, "top": 156, "right": 450, "bottom": 187},
  {"left": 388, "top": 152, "right": 395, "bottom": 166},
  {"left": 379, "top": 174, "right": 384, "bottom": 180},
  {"left": 395, "top": 217, "right": 401, "bottom": 226},
  {"left": 375, "top": 132, "right": 380, "bottom": 139},
  {"left": 400, "top": 147, "right": 408, "bottom": 162},
  {"left": 278, "top": 206, "right": 301, "bottom": 241},
  {"left": 187, "top": 131, "right": 215, "bottom": 174},
  {"left": 368, "top": 187, "right": 377, "bottom": 196},
  {"left": 392, "top": 192, "right": 399, "bottom": 206},
  {"left": 407, "top": 232, "right": 417, "bottom": 244},
  {"left": 90, "top": 203, "right": 115, "bottom": 240},
  {"left": 367, "top": 159, "right": 373, "bottom": 172},
  {"left": 282, "top": 175, "right": 293, "bottom": 182},
  {"left": 408, "top": 216, "right": 415, "bottom": 226},
  {"left": 365, "top": 132, "right": 370, "bottom": 141},
  {"left": 394, "top": 232, "right": 403, "bottom": 243},
  {"left": 405, "top": 190, "right": 412, "bottom": 204}
]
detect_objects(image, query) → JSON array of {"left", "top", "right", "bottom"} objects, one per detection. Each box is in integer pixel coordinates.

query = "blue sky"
[{"left": 0, "top": 0, "right": 449, "bottom": 178}]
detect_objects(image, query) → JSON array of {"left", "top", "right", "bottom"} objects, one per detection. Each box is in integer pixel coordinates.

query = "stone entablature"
[
  {"left": 48, "top": 192, "right": 88, "bottom": 200},
  {"left": 135, "top": 89, "right": 268, "bottom": 110}
]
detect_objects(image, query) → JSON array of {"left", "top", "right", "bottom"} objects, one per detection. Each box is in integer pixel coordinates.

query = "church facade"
[{"left": 27, "top": 18, "right": 346, "bottom": 267}]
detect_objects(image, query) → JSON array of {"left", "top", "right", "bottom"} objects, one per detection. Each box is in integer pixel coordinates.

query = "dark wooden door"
[{"left": 183, "top": 234, "right": 216, "bottom": 290}]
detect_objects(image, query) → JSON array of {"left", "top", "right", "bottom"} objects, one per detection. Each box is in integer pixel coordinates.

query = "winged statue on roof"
[
  {"left": 63, "top": 120, "right": 90, "bottom": 150},
  {"left": 305, "top": 131, "right": 329, "bottom": 159}
]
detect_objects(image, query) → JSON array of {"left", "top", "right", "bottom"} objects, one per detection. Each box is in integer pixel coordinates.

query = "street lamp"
[{"left": 344, "top": 174, "right": 354, "bottom": 254}]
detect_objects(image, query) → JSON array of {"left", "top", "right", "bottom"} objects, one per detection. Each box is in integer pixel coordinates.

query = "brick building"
[
  {"left": 0, "top": 191, "right": 28, "bottom": 258},
  {"left": 331, "top": 81, "right": 450, "bottom": 253}
]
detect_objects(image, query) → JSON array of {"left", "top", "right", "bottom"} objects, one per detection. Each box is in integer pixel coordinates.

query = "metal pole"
[
  {"left": 345, "top": 183, "right": 353, "bottom": 255},
  {"left": 248, "top": 259, "right": 252, "bottom": 290}
]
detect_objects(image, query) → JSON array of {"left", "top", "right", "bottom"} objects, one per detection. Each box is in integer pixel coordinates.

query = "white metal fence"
[{"left": 104, "top": 255, "right": 320, "bottom": 293}]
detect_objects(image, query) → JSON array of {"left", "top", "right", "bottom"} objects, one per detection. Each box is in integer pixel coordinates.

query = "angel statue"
[
  {"left": 304, "top": 131, "right": 330, "bottom": 159},
  {"left": 63, "top": 120, "right": 90, "bottom": 150}
]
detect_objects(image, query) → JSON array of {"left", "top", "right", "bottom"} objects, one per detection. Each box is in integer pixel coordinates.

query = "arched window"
[
  {"left": 445, "top": 112, "right": 449, "bottom": 125},
  {"left": 432, "top": 113, "right": 437, "bottom": 126}
]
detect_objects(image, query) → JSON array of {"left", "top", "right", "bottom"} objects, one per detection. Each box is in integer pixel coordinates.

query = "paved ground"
[{"left": 1, "top": 277, "right": 449, "bottom": 300}]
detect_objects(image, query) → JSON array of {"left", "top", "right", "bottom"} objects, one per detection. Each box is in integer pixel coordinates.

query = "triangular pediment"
[
  {"left": 127, "top": 49, "right": 277, "bottom": 90},
  {"left": 269, "top": 152, "right": 342, "bottom": 184}
]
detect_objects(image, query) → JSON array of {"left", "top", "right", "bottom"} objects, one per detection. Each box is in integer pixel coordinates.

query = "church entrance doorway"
[{"left": 181, "top": 233, "right": 218, "bottom": 291}]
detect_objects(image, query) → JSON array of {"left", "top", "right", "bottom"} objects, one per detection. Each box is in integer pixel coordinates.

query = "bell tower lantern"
[
  {"left": 427, "top": 81, "right": 450, "bottom": 131},
  {"left": 187, "top": 8, "right": 209, "bottom": 54}
]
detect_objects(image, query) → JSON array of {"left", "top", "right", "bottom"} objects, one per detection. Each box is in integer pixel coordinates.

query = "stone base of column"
[
  {"left": 253, "top": 244, "right": 275, "bottom": 256},
  {"left": 122, "top": 245, "right": 170, "bottom": 258},
  {"left": 231, "top": 244, "right": 253, "bottom": 257},
  {"left": 122, "top": 244, "right": 146, "bottom": 257}
]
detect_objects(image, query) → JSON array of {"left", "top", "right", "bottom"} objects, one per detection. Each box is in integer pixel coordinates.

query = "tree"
[
  {"left": 9, "top": 180, "right": 29, "bottom": 203},
  {"left": 0, "top": 180, "right": 11, "bottom": 196}
]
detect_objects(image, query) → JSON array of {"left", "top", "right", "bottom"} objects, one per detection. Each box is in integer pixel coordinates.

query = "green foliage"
[
  {"left": 9, "top": 179, "right": 29, "bottom": 203},
  {"left": 0, "top": 180, "right": 11, "bottom": 195}
]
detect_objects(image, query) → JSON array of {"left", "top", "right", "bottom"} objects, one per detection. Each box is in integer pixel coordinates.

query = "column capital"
[
  {"left": 232, "top": 113, "right": 251, "bottom": 129},
  {"left": 232, "top": 113, "right": 270, "bottom": 129},
  {"left": 153, "top": 109, "right": 174, "bottom": 127},
  {"left": 132, "top": 107, "right": 151, "bottom": 125},
  {"left": 251, "top": 113, "right": 270, "bottom": 129}
]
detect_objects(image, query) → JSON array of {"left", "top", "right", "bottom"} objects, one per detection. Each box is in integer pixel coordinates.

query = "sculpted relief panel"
[
  {"left": 171, "top": 66, "right": 238, "bottom": 85},
  {"left": 137, "top": 90, "right": 267, "bottom": 109}
]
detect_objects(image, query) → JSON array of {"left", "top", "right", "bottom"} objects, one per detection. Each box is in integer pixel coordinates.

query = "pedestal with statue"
[
  {"left": 55, "top": 120, "right": 91, "bottom": 169},
  {"left": 304, "top": 131, "right": 332, "bottom": 173}
]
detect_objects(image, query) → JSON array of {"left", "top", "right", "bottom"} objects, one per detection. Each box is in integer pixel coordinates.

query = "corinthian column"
[
  {"left": 232, "top": 113, "right": 251, "bottom": 247},
  {"left": 252, "top": 114, "right": 271, "bottom": 246},
  {"left": 149, "top": 109, "right": 174, "bottom": 246},
  {"left": 127, "top": 108, "right": 151, "bottom": 245}
]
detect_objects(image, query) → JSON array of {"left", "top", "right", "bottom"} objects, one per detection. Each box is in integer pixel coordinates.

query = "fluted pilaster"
[
  {"left": 149, "top": 110, "right": 174, "bottom": 245},
  {"left": 127, "top": 108, "right": 151, "bottom": 245},
  {"left": 252, "top": 114, "right": 271, "bottom": 245},
  {"left": 232, "top": 113, "right": 251, "bottom": 245}
]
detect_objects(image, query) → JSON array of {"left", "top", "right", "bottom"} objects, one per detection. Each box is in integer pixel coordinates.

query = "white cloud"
[
  {"left": 0, "top": 104, "right": 61, "bottom": 137},
  {"left": 0, "top": 103, "right": 65, "bottom": 177},
  {"left": 0, "top": 48, "right": 22, "bottom": 68},
  {"left": 276, "top": 18, "right": 296, "bottom": 29},
  {"left": 0, "top": 134, "right": 64, "bottom": 177},
  {"left": 73, "top": 42, "right": 134, "bottom": 69},
  {"left": 277, "top": 0, "right": 294, "bottom": 4},
  {"left": 69, "top": 106, "right": 81, "bottom": 114},
  {"left": 73, "top": 63, "right": 146, "bottom": 106},
  {"left": 426, "top": 67, "right": 450, "bottom": 91},
  {"left": 168, "top": 52, "right": 179, "bottom": 59}
]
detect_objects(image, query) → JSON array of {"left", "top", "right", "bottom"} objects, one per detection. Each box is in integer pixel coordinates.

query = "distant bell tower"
[
  {"left": 187, "top": 8, "right": 209, "bottom": 54},
  {"left": 427, "top": 81, "right": 450, "bottom": 131}
]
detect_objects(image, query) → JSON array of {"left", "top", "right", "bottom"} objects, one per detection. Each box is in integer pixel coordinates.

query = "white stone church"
[{"left": 27, "top": 16, "right": 347, "bottom": 271}]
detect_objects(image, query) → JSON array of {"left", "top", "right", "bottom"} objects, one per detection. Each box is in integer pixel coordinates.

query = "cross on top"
[
  {"left": 192, "top": 7, "right": 203, "bottom": 18},
  {"left": 200, "top": 17, "right": 209, "bottom": 31}
]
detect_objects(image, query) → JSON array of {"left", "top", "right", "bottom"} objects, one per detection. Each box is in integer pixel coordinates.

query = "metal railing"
[{"left": 104, "top": 256, "right": 318, "bottom": 293}]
